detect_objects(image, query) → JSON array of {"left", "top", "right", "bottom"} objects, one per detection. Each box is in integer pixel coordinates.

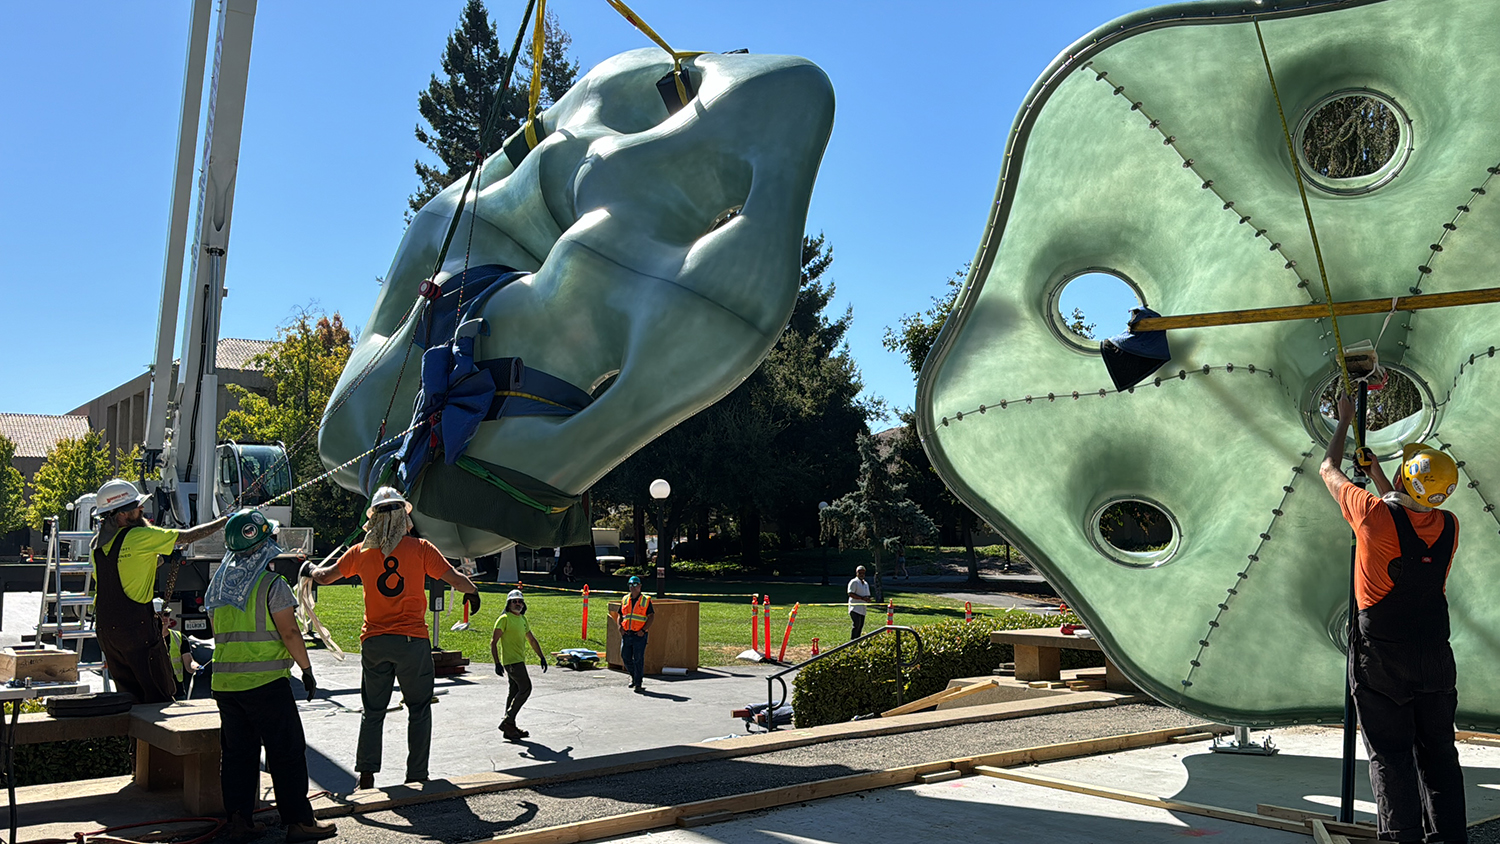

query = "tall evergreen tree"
[
  {"left": 592, "top": 235, "right": 873, "bottom": 570},
  {"left": 819, "top": 435, "right": 935, "bottom": 602},
  {"left": 409, "top": 1, "right": 579, "bottom": 219},
  {"left": 882, "top": 266, "right": 994, "bottom": 583}
]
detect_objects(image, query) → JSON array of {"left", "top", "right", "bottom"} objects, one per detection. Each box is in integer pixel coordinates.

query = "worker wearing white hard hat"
[
  {"left": 304, "top": 485, "right": 480, "bottom": 790},
  {"left": 90, "top": 478, "right": 229, "bottom": 704},
  {"left": 491, "top": 588, "right": 547, "bottom": 741}
]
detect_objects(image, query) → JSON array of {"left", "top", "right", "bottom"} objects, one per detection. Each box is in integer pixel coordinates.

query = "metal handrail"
[{"left": 764, "top": 624, "right": 924, "bottom": 731}]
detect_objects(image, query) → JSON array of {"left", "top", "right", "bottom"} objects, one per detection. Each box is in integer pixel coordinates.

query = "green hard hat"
[{"left": 226, "top": 509, "right": 273, "bottom": 552}]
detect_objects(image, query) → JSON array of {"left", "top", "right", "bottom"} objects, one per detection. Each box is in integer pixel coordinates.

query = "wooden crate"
[
  {"left": 0, "top": 646, "right": 79, "bottom": 683},
  {"left": 605, "top": 599, "right": 700, "bottom": 674}
]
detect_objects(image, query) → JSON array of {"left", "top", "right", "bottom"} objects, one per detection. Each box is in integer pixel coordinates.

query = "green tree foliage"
[
  {"left": 882, "top": 267, "right": 997, "bottom": 583},
  {"left": 409, "top": 0, "right": 579, "bottom": 218},
  {"left": 819, "top": 435, "right": 935, "bottom": 602},
  {"left": 593, "top": 234, "right": 872, "bottom": 570},
  {"left": 219, "top": 310, "right": 361, "bottom": 551},
  {"left": 0, "top": 435, "right": 26, "bottom": 535},
  {"left": 882, "top": 266, "right": 964, "bottom": 377},
  {"left": 1301, "top": 96, "right": 1400, "bottom": 179},
  {"left": 26, "top": 431, "right": 113, "bottom": 530}
]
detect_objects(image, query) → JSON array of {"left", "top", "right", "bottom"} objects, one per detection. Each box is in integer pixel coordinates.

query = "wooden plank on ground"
[
  {"left": 917, "top": 769, "right": 962, "bottom": 784},
  {"left": 1310, "top": 819, "right": 1355, "bottom": 844},
  {"left": 972, "top": 766, "right": 1311, "bottom": 835},
  {"left": 1259, "top": 804, "right": 1335, "bottom": 823},
  {"left": 1168, "top": 732, "right": 1215, "bottom": 743},
  {"left": 675, "top": 811, "right": 734, "bottom": 829},
  {"left": 882, "top": 680, "right": 996, "bottom": 718}
]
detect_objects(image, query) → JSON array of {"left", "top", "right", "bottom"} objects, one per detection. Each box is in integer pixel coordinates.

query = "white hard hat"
[
  {"left": 96, "top": 479, "right": 148, "bottom": 516},
  {"left": 366, "top": 486, "right": 412, "bottom": 518},
  {"left": 506, "top": 589, "right": 525, "bottom": 602}
]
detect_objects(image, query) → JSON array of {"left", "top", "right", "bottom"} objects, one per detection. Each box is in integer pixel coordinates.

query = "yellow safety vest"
[
  {"left": 211, "top": 572, "right": 293, "bottom": 692},
  {"left": 622, "top": 595, "right": 651, "bottom": 632},
  {"left": 168, "top": 628, "right": 185, "bottom": 684}
]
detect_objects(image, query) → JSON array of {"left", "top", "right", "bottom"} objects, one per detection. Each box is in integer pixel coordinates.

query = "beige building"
[{"left": 69, "top": 338, "right": 274, "bottom": 459}]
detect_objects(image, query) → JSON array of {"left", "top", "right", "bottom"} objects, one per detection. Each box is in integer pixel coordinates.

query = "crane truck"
[{"left": 50, "top": 0, "right": 312, "bottom": 637}]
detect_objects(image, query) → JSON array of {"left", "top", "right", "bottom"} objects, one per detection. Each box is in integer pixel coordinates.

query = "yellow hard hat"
[{"left": 1400, "top": 443, "right": 1459, "bottom": 508}]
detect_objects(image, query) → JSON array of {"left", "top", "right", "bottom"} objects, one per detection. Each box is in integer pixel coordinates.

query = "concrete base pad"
[{"left": 621, "top": 726, "right": 1500, "bottom": 843}]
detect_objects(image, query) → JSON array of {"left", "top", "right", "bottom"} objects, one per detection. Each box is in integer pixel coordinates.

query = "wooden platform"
[
  {"left": 990, "top": 628, "right": 1135, "bottom": 691},
  {"left": 16, "top": 698, "right": 223, "bottom": 814}
]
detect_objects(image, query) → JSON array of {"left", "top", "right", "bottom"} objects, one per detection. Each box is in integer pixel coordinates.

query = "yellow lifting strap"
[
  {"left": 1254, "top": 19, "right": 1354, "bottom": 395},
  {"left": 602, "top": 0, "right": 708, "bottom": 106},
  {"left": 524, "top": 0, "right": 548, "bottom": 149}
]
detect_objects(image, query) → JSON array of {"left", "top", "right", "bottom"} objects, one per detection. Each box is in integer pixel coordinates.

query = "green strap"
[{"left": 455, "top": 456, "right": 562, "bottom": 514}]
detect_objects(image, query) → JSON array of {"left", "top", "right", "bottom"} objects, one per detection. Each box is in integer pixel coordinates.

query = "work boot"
[
  {"left": 500, "top": 719, "right": 524, "bottom": 741},
  {"left": 356, "top": 772, "right": 375, "bottom": 790},
  {"left": 224, "top": 815, "right": 266, "bottom": 843},
  {"left": 285, "top": 819, "right": 338, "bottom": 842}
]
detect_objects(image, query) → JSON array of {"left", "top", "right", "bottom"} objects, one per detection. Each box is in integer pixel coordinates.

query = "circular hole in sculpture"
[
  {"left": 1311, "top": 366, "right": 1433, "bottom": 459},
  {"left": 1294, "top": 90, "right": 1410, "bottom": 195},
  {"left": 1090, "top": 498, "right": 1180, "bottom": 568},
  {"left": 1050, "top": 270, "right": 1144, "bottom": 351}
]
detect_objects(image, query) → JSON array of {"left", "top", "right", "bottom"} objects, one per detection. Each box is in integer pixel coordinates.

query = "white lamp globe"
[{"left": 649, "top": 479, "right": 671, "bottom": 500}]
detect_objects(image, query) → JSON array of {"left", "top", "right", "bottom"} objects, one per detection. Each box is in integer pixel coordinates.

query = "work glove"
[
  {"left": 464, "top": 591, "right": 482, "bottom": 615},
  {"left": 1355, "top": 447, "right": 1377, "bottom": 470},
  {"left": 539, "top": 655, "right": 549, "bottom": 673},
  {"left": 301, "top": 667, "right": 317, "bottom": 701},
  {"left": 298, "top": 560, "right": 314, "bottom": 581},
  {"left": 495, "top": 662, "right": 505, "bottom": 677}
]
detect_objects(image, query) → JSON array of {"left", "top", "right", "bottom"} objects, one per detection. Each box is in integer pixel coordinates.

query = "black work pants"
[
  {"left": 1354, "top": 683, "right": 1467, "bottom": 842},
  {"left": 99, "top": 630, "right": 177, "bottom": 704},
  {"left": 502, "top": 662, "right": 532, "bottom": 725},
  {"left": 213, "top": 677, "right": 314, "bottom": 825},
  {"left": 849, "top": 611, "right": 866, "bottom": 641}
]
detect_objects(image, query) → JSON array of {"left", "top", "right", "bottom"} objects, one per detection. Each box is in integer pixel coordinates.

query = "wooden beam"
[
  {"left": 881, "top": 680, "right": 997, "bottom": 718},
  {"left": 918, "top": 769, "right": 963, "bottom": 784},
  {"left": 972, "top": 766, "right": 1311, "bottom": 835},
  {"left": 1129, "top": 286, "right": 1500, "bottom": 333}
]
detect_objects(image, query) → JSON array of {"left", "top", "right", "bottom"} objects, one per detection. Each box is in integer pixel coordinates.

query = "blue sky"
[{"left": 0, "top": 0, "right": 1146, "bottom": 423}]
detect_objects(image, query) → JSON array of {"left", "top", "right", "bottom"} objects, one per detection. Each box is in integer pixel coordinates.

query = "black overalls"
[
  {"left": 93, "top": 527, "right": 178, "bottom": 704},
  {"left": 1352, "top": 505, "right": 1467, "bottom": 843}
]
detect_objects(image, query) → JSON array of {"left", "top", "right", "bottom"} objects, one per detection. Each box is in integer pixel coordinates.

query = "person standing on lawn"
[
  {"left": 305, "top": 487, "right": 480, "bottom": 790},
  {"left": 617, "top": 576, "right": 654, "bottom": 691},
  {"left": 491, "top": 589, "right": 548, "bottom": 740},
  {"left": 208, "top": 509, "right": 336, "bottom": 843},
  {"left": 847, "top": 565, "right": 873, "bottom": 640}
]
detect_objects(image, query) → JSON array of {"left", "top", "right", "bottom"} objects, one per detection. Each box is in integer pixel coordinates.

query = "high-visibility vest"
[
  {"left": 211, "top": 571, "right": 293, "bottom": 692},
  {"left": 168, "top": 628, "right": 184, "bottom": 684},
  {"left": 621, "top": 595, "right": 651, "bottom": 632}
]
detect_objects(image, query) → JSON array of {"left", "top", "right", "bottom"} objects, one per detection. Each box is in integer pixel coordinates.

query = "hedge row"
[
  {"left": 790, "top": 612, "right": 1104, "bottom": 728},
  {"left": 13, "top": 700, "right": 133, "bottom": 786}
]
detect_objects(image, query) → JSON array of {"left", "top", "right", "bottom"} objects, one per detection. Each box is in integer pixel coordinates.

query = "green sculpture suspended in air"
[
  {"left": 318, "top": 48, "right": 833, "bottom": 558},
  {"left": 917, "top": 0, "right": 1500, "bottom": 729}
]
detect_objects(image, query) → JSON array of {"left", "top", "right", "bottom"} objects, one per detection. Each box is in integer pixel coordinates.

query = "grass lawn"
[{"left": 310, "top": 576, "right": 1050, "bottom": 667}]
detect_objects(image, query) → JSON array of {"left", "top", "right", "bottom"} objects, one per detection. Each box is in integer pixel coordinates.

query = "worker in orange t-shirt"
[
  {"left": 1320, "top": 393, "right": 1466, "bottom": 842},
  {"left": 306, "top": 487, "right": 479, "bottom": 790}
]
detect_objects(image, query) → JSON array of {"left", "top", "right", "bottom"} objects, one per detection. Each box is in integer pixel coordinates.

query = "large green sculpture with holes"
[
  {"left": 917, "top": 0, "right": 1500, "bottom": 729},
  {"left": 318, "top": 48, "right": 833, "bottom": 558}
]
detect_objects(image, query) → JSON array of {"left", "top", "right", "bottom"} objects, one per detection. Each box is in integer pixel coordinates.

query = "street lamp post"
[
  {"left": 650, "top": 479, "right": 671, "bottom": 598},
  {"left": 817, "top": 501, "right": 830, "bottom": 586}
]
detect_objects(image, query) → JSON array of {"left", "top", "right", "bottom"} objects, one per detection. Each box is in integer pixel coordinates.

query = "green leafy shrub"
[
  {"left": 790, "top": 612, "right": 1103, "bottom": 728},
  {"left": 669, "top": 559, "right": 753, "bottom": 577},
  {"left": 13, "top": 700, "right": 132, "bottom": 786}
]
